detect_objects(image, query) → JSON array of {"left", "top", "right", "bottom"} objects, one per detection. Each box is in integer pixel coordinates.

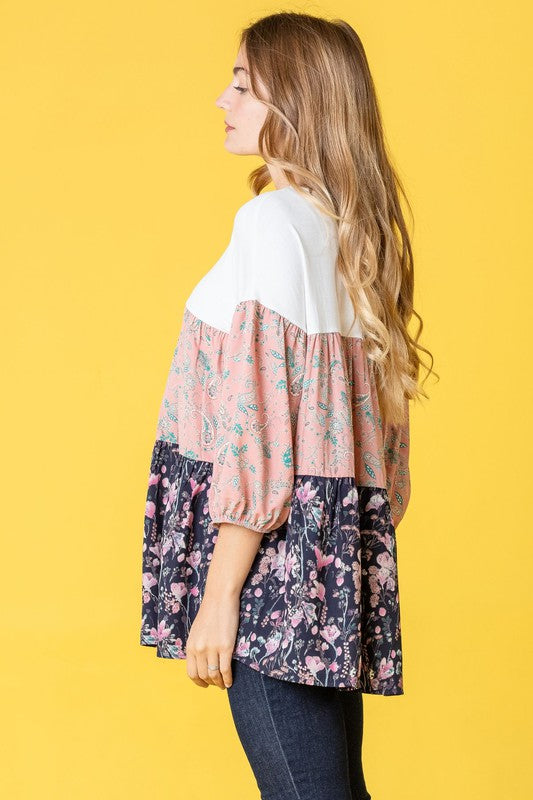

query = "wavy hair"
[{"left": 239, "top": 12, "right": 438, "bottom": 428}]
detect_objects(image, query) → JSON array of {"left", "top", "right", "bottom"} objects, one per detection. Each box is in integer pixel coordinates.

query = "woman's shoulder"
[
  {"left": 233, "top": 186, "right": 331, "bottom": 237},
  {"left": 230, "top": 188, "right": 340, "bottom": 332}
]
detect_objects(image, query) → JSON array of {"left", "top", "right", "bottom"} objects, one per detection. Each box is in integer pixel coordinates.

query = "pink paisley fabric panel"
[
  {"left": 383, "top": 399, "right": 411, "bottom": 528},
  {"left": 155, "top": 299, "right": 411, "bottom": 531},
  {"left": 208, "top": 300, "right": 306, "bottom": 533}
]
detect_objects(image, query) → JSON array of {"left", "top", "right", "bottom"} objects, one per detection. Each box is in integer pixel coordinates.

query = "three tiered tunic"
[{"left": 140, "top": 185, "right": 411, "bottom": 695}]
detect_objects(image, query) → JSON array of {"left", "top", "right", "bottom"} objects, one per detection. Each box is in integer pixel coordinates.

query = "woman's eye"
[{"left": 232, "top": 85, "right": 247, "bottom": 93}]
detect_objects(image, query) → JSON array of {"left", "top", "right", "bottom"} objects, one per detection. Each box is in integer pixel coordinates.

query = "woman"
[{"left": 140, "top": 12, "right": 436, "bottom": 800}]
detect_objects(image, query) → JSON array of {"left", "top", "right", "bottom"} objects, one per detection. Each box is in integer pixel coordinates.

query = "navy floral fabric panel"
[{"left": 141, "top": 440, "right": 403, "bottom": 695}]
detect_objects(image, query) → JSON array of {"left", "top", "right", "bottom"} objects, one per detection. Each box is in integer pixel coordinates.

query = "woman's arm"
[
  {"left": 205, "top": 522, "right": 263, "bottom": 599},
  {"left": 185, "top": 522, "right": 263, "bottom": 691}
]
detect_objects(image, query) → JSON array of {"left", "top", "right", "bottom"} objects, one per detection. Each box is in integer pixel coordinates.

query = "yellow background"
[{"left": 2, "top": 1, "right": 531, "bottom": 798}]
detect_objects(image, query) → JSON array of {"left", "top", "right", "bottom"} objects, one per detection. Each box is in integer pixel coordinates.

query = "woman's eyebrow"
[{"left": 232, "top": 66, "right": 249, "bottom": 75}]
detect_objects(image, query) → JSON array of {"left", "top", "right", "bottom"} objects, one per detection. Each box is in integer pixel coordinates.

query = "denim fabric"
[{"left": 227, "top": 658, "right": 372, "bottom": 800}]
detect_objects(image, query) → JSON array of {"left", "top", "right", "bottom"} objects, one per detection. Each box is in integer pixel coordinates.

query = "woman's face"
[{"left": 215, "top": 46, "right": 269, "bottom": 155}]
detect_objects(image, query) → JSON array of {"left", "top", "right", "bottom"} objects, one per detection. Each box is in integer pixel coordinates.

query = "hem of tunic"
[{"left": 139, "top": 638, "right": 404, "bottom": 697}]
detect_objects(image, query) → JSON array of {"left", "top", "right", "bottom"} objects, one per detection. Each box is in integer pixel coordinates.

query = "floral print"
[{"left": 141, "top": 440, "right": 404, "bottom": 695}]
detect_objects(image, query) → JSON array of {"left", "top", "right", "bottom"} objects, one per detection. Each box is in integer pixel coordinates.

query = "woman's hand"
[
  {"left": 185, "top": 589, "right": 240, "bottom": 690},
  {"left": 185, "top": 521, "right": 263, "bottom": 690}
]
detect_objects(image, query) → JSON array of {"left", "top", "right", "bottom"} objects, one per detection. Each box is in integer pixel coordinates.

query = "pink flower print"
[
  {"left": 179, "top": 510, "right": 195, "bottom": 531},
  {"left": 148, "top": 472, "right": 161, "bottom": 487},
  {"left": 170, "top": 582, "right": 187, "bottom": 600},
  {"left": 343, "top": 487, "right": 358, "bottom": 506},
  {"left": 189, "top": 477, "right": 205, "bottom": 497},
  {"left": 301, "top": 600, "right": 318, "bottom": 624},
  {"left": 321, "top": 624, "right": 341, "bottom": 645},
  {"left": 314, "top": 546, "right": 334, "bottom": 570},
  {"left": 235, "top": 636, "right": 250, "bottom": 657},
  {"left": 366, "top": 493, "right": 385, "bottom": 511},
  {"left": 174, "top": 638, "right": 186, "bottom": 658},
  {"left": 186, "top": 550, "right": 202, "bottom": 569},
  {"left": 377, "top": 656, "right": 395, "bottom": 680},
  {"left": 190, "top": 586, "right": 199, "bottom": 597},
  {"left": 142, "top": 572, "right": 158, "bottom": 590},
  {"left": 275, "top": 538, "right": 286, "bottom": 558},
  {"left": 149, "top": 542, "right": 161, "bottom": 559},
  {"left": 272, "top": 559, "right": 285, "bottom": 582},
  {"left": 376, "top": 552, "right": 397, "bottom": 589},
  {"left": 285, "top": 551, "right": 298, "bottom": 580},
  {"left": 145, "top": 500, "right": 156, "bottom": 520},
  {"left": 151, "top": 620, "right": 172, "bottom": 641},
  {"left": 329, "top": 661, "right": 339, "bottom": 673},
  {"left": 291, "top": 607, "right": 304, "bottom": 628},
  {"left": 164, "top": 481, "right": 180, "bottom": 512},
  {"left": 258, "top": 555, "right": 271, "bottom": 576},
  {"left": 296, "top": 480, "right": 318, "bottom": 504},
  {"left": 305, "top": 655, "right": 326, "bottom": 676},
  {"left": 265, "top": 632, "right": 282, "bottom": 655},
  {"left": 309, "top": 581, "right": 325, "bottom": 602}
]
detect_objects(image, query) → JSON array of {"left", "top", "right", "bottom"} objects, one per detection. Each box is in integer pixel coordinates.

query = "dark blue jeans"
[{"left": 227, "top": 658, "right": 372, "bottom": 800}]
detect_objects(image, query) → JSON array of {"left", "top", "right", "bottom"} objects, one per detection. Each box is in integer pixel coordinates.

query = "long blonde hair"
[{"left": 240, "top": 12, "right": 438, "bottom": 428}]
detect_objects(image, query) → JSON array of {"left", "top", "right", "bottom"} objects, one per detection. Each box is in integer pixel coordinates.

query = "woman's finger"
[
  {"left": 205, "top": 651, "right": 226, "bottom": 690},
  {"left": 186, "top": 653, "right": 209, "bottom": 688},
  {"left": 219, "top": 650, "right": 233, "bottom": 689}
]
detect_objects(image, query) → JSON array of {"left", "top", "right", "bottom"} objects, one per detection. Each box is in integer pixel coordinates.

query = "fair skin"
[
  {"left": 214, "top": 44, "right": 290, "bottom": 189},
  {"left": 185, "top": 46, "right": 286, "bottom": 692}
]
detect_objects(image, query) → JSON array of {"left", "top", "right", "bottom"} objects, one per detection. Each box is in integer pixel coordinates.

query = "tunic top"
[{"left": 140, "top": 185, "right": 411, "bottom": 695}]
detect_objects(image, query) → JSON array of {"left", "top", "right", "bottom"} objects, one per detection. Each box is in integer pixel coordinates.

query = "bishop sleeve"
[{"left": 207, "top": 197, "right": 308, "bottom": 535}]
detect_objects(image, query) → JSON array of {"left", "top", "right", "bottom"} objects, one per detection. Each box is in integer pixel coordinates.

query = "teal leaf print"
[
  {"left": 262, "top": 443, "right": 272, "bottom": 459},
  {"left": 281, "top": 446, "right": 293, "bottom": 468},
  {"left": 286, "top": 345, "right": 296, "bottom": 369},
  {"left": 324, "top": 430, "right": 338, "bottom": 446},
  {"left": 364, "top": 463, "right": 377, "bottom": 480}
]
